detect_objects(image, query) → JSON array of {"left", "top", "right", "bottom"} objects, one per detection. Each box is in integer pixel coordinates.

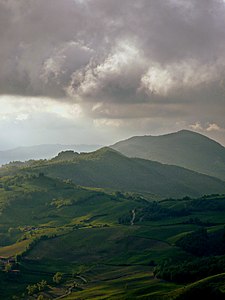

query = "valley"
[
  {"left": 0, "top": 131, "right": 225, "bottom": 299},
  {"left": 0, "top": 171, "right": 225, "bottom": 298}
]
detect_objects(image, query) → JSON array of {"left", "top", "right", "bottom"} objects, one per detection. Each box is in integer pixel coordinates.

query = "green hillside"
[
  {"left": 0, "top": 173, "right": 139, "bottom": 239},
  {"left": 63, "top": 272, "right": 225, "bottom": 300},
  {"left": 111, "top": 130, "right": 225, "bottom": 181},
  {"left": 166, "top": 273, "right": 225, "bottom": 299},
  {"left": 2, "top": 147, "right": 225, "bottom": 198},
  {"left": 0, "top": 173, "right": 225, "bottom": 298},
  {"left": 1, "top": 146, "right": 225, "bottom": 299},
  {"left": 0, "top": 144, "right": 101, "bottom": 166}
]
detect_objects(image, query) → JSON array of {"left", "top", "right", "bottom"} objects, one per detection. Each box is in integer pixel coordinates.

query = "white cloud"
[
  {"left": 140, "top": 60, "right": 222, "bottom": 97},
  {"left": 206, "top": 123, "right": 222, "bottom": 132},
  {"left": 41, "top": 41, "right": 93, "bottom": 86},
  {"left": 67, "top": 40, "right": 143, "bottom": 100},
  {"left": 189, "top": 122, "right": 225, "bottom": 134},
  {"left": 189, "top": 122, "right": 203, "bottom": 131}
]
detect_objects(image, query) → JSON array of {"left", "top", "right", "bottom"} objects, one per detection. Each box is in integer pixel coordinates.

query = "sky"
[{"left": 0, "top": 0, "right": 225, "bottom": 149}]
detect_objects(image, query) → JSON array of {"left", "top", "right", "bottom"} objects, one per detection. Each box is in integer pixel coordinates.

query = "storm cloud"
[{"left": 0, "top": 0, "right": 225, "bottom": 145}]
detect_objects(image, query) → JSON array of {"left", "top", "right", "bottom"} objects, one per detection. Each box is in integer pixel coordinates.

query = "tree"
[
  {"left": 37, "top": 280, "right": 47, "bottom": 291},
  {"left": 4, "top": 263, "right": 12, "bottom": 272},
  {"left": 176, "top": 228, "right": 209, "bottom": 256},
  {"left": 53, "top": 272, "right": 63, "bottom": 284},
  {"left": 27, "top": 284, "right": 38, "bottom": 296}
]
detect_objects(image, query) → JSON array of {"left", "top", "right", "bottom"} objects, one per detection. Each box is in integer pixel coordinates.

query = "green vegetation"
[
  {"left": 0, "top": 143, "right": 101, "bottom": 166},
  {"left": 1, "top": 147, "right": 225, "bottom": 198},
  {"left": 176, "top": 227, "right": 225, "bottom": 256},
  {"left": 166, "top": 273, "right": 225, "bottom": 300},
  {"left": 0, "top": 146, "right": 225, "bottom": 298},
  {"left": 154, "top": 256, "right": 225, "bottom": 283},
  {"left": 53, "top": 272, "right": 63, "bottom": 284},
  {"left": 26, "top": 280, "right": 47, "bottom": 296},
  {"left": 111, "top": 129, "right": 225, "bottom": 181}
]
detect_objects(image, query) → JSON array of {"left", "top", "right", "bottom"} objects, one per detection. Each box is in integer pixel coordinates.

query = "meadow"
[{"left": 0, "top": 173, "right": 225, "bottom": 298}]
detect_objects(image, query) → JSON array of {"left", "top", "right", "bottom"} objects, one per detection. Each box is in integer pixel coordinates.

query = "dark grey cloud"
[{"left": 1, "top": 0, "right": 225, "bottom": 139}]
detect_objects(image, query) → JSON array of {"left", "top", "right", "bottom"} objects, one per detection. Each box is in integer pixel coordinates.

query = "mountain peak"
[
  {"left": 111, "top": 130, "right": 225, "bottom": 181},
  {"left": 116, "top": 129, "right": 213, "bottom": 143},
  {"left": 88, "top": 147, "right": 127, "bottom": 159},
  {"left": 52, "top": 150, "right": 79, "bottom": 161}
]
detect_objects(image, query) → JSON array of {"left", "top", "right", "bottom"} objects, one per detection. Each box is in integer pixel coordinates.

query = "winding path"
[{"left": 131, "top": 209, "right": 136, "bottom": 226}]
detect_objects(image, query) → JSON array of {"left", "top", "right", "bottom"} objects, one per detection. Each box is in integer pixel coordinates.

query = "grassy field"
[
  {"left": 63, "top": 267, "right": 181, "bottom": 300},
  {"left": 0, "top": 239, "right": 30, "bottom": 257},
  {"left": 0, "top": 174, "right": 225, "bottom": 298}
]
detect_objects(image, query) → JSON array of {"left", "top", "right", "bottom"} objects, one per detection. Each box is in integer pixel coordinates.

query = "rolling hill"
[
  {"left": 111, "top": 130, "right": 225, "bottom": 181},
  {"left": 0, "top": 170, "right": 225, "bottom": 298},
  {"left": 167, "top": 273, "right": 225, "bottom": 299},
  {"left": 0, "top": 144, "right": 101, "bottom": 166},
  {"left": 6, "top": 147, "right": 225, "bottom": 198}
]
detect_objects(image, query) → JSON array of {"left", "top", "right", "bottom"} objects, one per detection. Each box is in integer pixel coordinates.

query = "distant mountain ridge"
[
  {"left": 111, "top": 130, "right": 225, "bottom": 181},
  {"left": 4, "top": 147, "right": 225, "bottom": 198},
  {"left": 0, "top": 144, "right": 102, "bottom": 166}
]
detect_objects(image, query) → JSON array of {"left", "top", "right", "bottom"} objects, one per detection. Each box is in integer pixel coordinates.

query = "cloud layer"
[{"left": 0, "top": 0, "right": 225, "bottom": 145}]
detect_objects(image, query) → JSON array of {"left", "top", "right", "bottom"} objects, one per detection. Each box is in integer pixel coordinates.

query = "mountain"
[
  {"left": 9, "top": 147, "right": 225, "bottom": 198},
  {"left": 111, "top": 130, "right": 225, "bottom": 181},
  {"left": 0, "top": 144, "right": 101, "bottom": 166}
]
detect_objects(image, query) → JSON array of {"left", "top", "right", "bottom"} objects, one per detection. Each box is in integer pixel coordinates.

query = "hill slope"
[
  {"left": 168, "top": 273, "right": 225, "bottom": 299},
  {"left": 1, "top": 173, "right": 225, "bottom": 299},
  {"left": 111, "top": 130, "right": 225, "bottom": 181},
  {"left": 11, "top": 147, "right": 225, "bottom": 198},
  {"left": 0, "top": 144, "right": 101, "bottom": 166}
]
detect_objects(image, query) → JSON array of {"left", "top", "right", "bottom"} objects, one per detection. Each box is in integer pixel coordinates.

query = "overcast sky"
[{"left": 0, "top": 0, "right": 225, "bottom": 149}]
